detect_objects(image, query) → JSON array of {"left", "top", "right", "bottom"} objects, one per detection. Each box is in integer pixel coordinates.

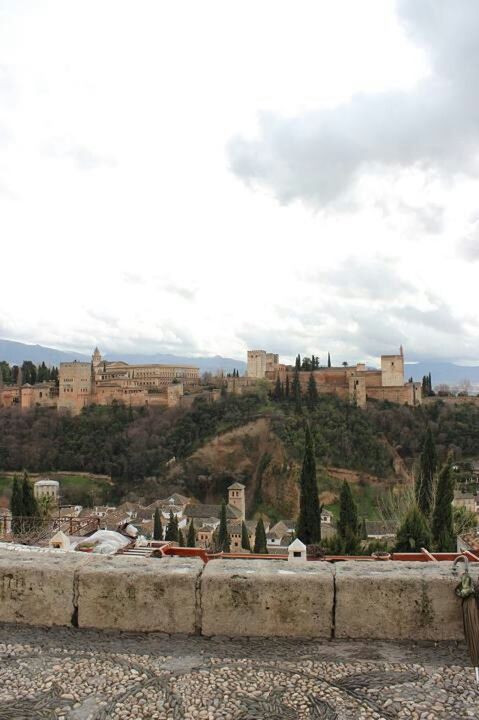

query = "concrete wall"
[{"left": 0, "top": 550, "right": 476, "bottom": 641}]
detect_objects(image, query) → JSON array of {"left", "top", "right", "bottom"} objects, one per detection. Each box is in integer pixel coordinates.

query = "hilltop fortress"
[
  {"left": 1, "top": 345, "right": 421, "bottom": 412},
  {"left": 246, "top": 346, "right": 422, "bottom": 408},
  {"left": 0, "top": 348, "right": 201, "bottom": 413}
]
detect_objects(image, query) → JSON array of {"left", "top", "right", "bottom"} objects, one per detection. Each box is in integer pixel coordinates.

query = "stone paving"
[{"left": 0, "top": 625, "right": 478, "bottom": 719}]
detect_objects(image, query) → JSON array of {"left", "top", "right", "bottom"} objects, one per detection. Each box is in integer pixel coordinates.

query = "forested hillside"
[{"left": 1, "top": 392, "right": 478, "bottom": 507}]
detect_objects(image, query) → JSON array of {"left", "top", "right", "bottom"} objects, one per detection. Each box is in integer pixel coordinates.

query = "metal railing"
[{"left": 0, "top": 515, "right": 101, "bottom": 545}]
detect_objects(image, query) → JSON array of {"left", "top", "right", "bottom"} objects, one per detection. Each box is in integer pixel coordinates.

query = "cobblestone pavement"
[{"left": 0, "top": 625, "right": 478, "bottom": 720}]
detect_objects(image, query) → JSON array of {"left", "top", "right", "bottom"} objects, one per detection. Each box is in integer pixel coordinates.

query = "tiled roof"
[
  {"left": 184, "top": 504, "right": 242, "bottom": 520},
  {"left": 228, "top": 482, "right": 245, "bottom": 490}
]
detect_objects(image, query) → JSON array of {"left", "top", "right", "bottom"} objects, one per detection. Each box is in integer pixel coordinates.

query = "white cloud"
[{"left": 0, "top": 1, "right": 478, "bottom": 365}]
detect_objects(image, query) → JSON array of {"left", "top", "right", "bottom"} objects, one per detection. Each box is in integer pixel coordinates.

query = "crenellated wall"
[{"left": 0, "top": 550, "right": 476, "bottom": 640}]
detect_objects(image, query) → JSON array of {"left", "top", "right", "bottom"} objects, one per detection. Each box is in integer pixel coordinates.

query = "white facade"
[{"left": 34, "top": 479, "right": 59, "bottom": 500}]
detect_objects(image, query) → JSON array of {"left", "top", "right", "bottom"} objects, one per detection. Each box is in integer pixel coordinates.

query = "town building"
[{"left": 34, "top": 479, "right": 60, "bottom": 502}]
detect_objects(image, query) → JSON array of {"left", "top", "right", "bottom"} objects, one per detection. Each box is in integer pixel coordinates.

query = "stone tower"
[
  {"left": 92, "top": 347, "right": 102, "bottom": 374},
  {"left": 228, "top": 481, "right": 245, "bottom": 521}
]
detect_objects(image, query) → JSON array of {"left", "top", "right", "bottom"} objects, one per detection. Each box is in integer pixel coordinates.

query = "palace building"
[{"left": 0, "top": 348, "right": 200, "bottom": 414}]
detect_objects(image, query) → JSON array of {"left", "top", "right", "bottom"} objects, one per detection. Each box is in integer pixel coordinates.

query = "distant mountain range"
[
  {"left": 2, "top": 338, "right": 479, "bottom": 387},
  {"left": 404, "top": 361, "right": 479, "bottom": 388},
  {"left": 0, "top": 339, "right": 247, "bottom": 375}
]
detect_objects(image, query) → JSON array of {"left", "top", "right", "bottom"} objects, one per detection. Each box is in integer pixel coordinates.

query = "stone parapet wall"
[{"left": 0, "top": 552, "right": 476, "bottom": 640}]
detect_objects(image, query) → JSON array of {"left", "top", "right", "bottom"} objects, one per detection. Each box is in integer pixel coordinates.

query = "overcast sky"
[{"left": 1, "top": 0, "right": 478, "bottom": 365}]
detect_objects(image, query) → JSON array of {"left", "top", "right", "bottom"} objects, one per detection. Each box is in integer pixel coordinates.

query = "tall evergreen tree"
[
  {"left": 253, "top": 517, "right": 267, "bottom": 553},
  {"left": 395, "top": 506, "right": 431, "bottom": 552},
  {"left": 292, "top": 368, "right": 302, "bottom": 413},
  {"left": 165, "top": 510, "right": 179, "bottom": 542},
  {"left": 11, "top": 476, "right": 22, "bottom": 515},
  {"left": 217, "top": 501, "right": 230, "bottom": 552},
  {"left": 22, "top": 472, "right": 38, "bottom": 517},
  {"left": 431, "top": 460, "right": 455, "bottom": 552},
  {"left": 285, "top": 375, "right": 290, "bottom": 399},
  {"left": 415, "top": 427, "right": 437, "bottom": 517},
  {"left": 327, "top": 352, "right": 331, "bottom": 368},
  {"left": 295, "top": 354, "right": 301, "bottom": 370},
  {"left": 187, "top": 520, "right": 196, "bottom": 547},
  {"left": 178, "top": 529, "right": 185, "bottom": 546},
  {"left": 307, "top": 372, "right": 319, "bottom": 410},
  {"left": 153, "top": 507, "right": 163, "bottom": 540},
  {"left": 296, "top": 424, "right": 321, "bottom": 544},
  {"left": 273, "top": 375, "right": 282, "bottom": 401},
  {"left": 337, "top": 481, "right": 360, "bottom": 554},
  {"left": 241, "top": 521, "right": 251, "bottom": 551}
]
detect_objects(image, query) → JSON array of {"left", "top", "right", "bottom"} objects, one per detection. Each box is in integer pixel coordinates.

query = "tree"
[
  {"left": 187, "top": 520, "right": 196, "bottom": 547},
  {"left": 295, "top": 354, "right": 301, "bottom": 370},
  {"left": 342, "top": 361, "right": 348, "bottom": 367},
  {"left": 327, "top": 353, "right": 331, "bottom": 368},
  {"left": 153, "top": 507, "right": 163, "bottom": 540},
  {"left": 395, "top": 506, "right": 431, "bottom": 552},
  {"left": 10, "top": 476, "right": 23, "bottom": 515},
  {"left": 285, "top": 375, "right": 290, "bottom": 399},
  {"left": 296, "top": 423, "right": 321, "bottom": 544},
  {"left": 272, "top": 375, "right": 282, "bottom": 401},
  {"left": 217, "top": 501, "right": 230, "bottom": 552},
  {"left": 241, "top": 521, "right": 251, "bottom": 551},
  {"left": 415, "top": 427, "right": 437, "bottom": 517},
  {"left": 307, "top": 372, "right": 318, "bottom": 410},
  {"left": 431, "top": 460, "right": 455, "bottom": 552},
  {"left": 178, "top": 529, "right": 185, "bottom": 546},
  {"left": 22, "top": 472, "right": 38, "bottom": 517},
  {"left": 337, "top": 481, "right": 360, "bottom": 554},
  {"left": 253, "top": 517, "right": 267, "bottom": 553},
  {"left": 165, "top": 510, "right": 179, "bottom": 542},
  {"left": 291, "top": 368, "right": 302, "bottom": 413}
]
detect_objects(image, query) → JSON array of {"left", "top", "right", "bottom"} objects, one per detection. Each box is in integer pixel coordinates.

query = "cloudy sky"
[{"left": 1, "top": 0, "right": 479, "bottom": 365}]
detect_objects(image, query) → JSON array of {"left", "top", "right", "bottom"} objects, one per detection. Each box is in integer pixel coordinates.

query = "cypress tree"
[
  {"left": 415, "top": 427, "right": 437, "bottom": 517},
  {"left": 395, "top": 506, "right": 431, "bottom": 552},
  {"left": 153, "top": 507, "right": 163, "bottom": 540},
  {"left": 327, "top": 352, "right": 331, "bottom": 368},
  {"left": 296, "top": 424, "right": 321, "bottom": 544},
  {"left": 337, "top": 481, "right": 360, "bottom": 554},
  {"left": 165, "top": 510, "right": 179, "bottom": 542},
  {"left": 22, "top": 472, "right": 38, "bottom": 518},
  {"left": 292, "top": 368, "right": 302, "bottom": 413},
  {"left": 10, "top": 476, "right": 23, "bottom": 533},
  {"left": 178, "top": 529, "right": 185, "bottom": 547},
  {"left": 295, "top": 354, "right": 301, "bottom": 370},
  {"left": 187, "top": 520, "right": 196, "bottom": 547},
  {"left": 253, "top": 517, "right": 267, "bottom": 553},
  {"left": 285, "top": 375, "right": 290, "bottom": 399},
  {"left": 217, "top": 501, "right": 230, "bottom": 552},
  {"left": 241, "top": 521, "right": 251, "bottom": 551},
  {"left": 431, "top": 460, "right": 455, "bottom": 552},
  {"left": 307, "top": 372, "right": 318, "bottom": 410},
  {"left": 273, "top": 375, "right": 282, "bottom": 401}
]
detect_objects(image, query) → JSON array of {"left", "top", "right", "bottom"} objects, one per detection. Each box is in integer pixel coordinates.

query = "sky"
[{"left": 1, "top": 0, "right": 479, "bottom": 365}]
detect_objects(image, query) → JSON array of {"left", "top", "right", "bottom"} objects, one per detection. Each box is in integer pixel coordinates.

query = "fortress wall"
[{"left": 0, "top": 551, "right": 474, "bottom": 641}]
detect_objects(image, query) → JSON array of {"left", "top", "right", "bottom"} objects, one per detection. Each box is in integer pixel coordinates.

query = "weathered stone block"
[
  {"left": 201, "top": 559, "right": 334, "bottom": 637},
  {"left": 0, "top": 549, "right": 88, "bottom": 626},
  {"left": 77, "top": 555, "right": 203, "bottom": 633},
  {"left": 335, "top": 561, "right": 479, "bottom": 640}
]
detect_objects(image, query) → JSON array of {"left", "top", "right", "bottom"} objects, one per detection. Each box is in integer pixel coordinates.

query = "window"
[{"left": 293, "top": 551, "right": 301, "bottom": 558}]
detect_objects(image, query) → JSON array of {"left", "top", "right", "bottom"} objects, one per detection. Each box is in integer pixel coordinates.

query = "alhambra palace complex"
[{"left": 0, "top": 345, "right": 422, "bottom": 412}]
